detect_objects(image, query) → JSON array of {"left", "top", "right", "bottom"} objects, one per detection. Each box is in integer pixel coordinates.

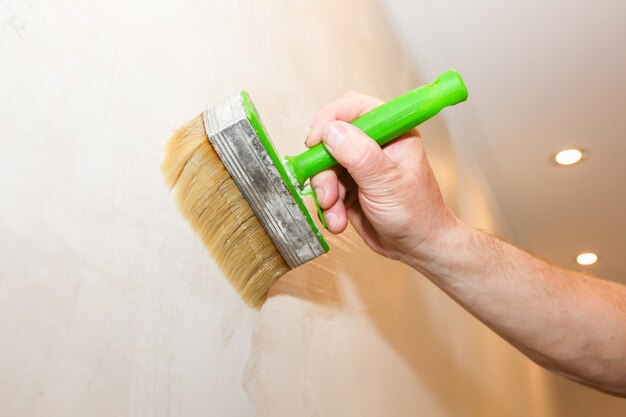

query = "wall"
[{"left": 1, "top": 0, "right": 619, "bottom": 416}]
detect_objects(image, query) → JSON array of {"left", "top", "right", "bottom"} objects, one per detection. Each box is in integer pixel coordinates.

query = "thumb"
[{"left": 321, "top": 121, "right": 396, "bottom": 193}]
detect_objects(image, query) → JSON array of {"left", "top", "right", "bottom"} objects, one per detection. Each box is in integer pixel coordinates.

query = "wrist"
[{"left": 402, "top": 214, "right": 474, "bottom": 277}]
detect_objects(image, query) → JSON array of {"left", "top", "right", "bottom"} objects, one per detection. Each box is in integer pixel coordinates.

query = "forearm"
[{"left": 409, "top": 220, "right": 626, "bottom": 396}]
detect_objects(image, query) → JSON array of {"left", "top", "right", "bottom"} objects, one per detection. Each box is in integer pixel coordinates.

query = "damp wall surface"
[{"left": 2, "top": 0, "right": 624, "bottom": 416}]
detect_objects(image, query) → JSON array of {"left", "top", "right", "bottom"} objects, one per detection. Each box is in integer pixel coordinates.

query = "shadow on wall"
[
  {"left": 268, "top": 227, "right": 514, "bottom": 417},
  {"left": 266, "top": 115, "right": 517, "bottom": 416}
]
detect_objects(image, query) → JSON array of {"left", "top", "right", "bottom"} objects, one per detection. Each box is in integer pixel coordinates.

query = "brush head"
[
  {"left": 162, "top": 93, "right": 327, "bottom": 307},
  {"left": 161, "top": 115, "right": 290, "bottom": 307},
  {"left": 203, "top": 93, "right": 327, "bottom": 267}
]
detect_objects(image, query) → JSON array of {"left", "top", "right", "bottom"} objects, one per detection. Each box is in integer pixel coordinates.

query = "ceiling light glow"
[
  {"left": 555, "top": 148, "right": 583, "bottom": 165},
  {"left": 576, "top": 252, "right": 598, "bottom": 266}
]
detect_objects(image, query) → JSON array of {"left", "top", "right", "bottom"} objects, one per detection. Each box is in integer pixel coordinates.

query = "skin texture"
[{"left": 306, "top": 92, "right": 626, "bottom": 397}]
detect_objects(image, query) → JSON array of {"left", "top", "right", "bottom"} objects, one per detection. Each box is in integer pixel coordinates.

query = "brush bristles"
[{"left": 161, "top": 115, "right": 290, "bottom": 308}]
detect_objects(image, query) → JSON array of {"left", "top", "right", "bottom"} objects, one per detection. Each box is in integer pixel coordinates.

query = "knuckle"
[
  {"left": 367, "top": 96, "right": 385, "bottom": 107},
  {"left": 345, "top": 142, "right": 387, "bottom": 173},
  {"left": 311, "top": 170, "right": 335, "bottom": 186},
  {"left": 309, "top": 175, "right": 322, "bottom": 188},
  {"left": 311, "top": 111, "right": 329, "bottom": 126},
  {"left": 346, "top": 148, "right": 372, "bottom": 171}
]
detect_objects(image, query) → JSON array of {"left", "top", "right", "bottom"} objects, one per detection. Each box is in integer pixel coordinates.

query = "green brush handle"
[{"left": 284, "top": 69, "right": 468, "bottom": 187}]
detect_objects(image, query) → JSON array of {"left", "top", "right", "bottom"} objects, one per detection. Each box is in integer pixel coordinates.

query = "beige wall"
[{"left": 1, "top": 0, "right": 623, "bottom": 416}]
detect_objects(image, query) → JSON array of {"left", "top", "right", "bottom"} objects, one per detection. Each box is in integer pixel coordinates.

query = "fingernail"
[
  {"left": 314, "top": 187, "right": 325, "bottom": 205},
  {"left": 323, "top": 123, "right": 346, "bottom": 150},
  {"left": 324, "top": 212, "right": 338, "bottom": 230}
]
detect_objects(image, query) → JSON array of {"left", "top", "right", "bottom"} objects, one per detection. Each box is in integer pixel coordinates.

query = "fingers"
[
  {"left": 321, "top": 121, "right": 396, "bottom": 194},
  {"left": 305, "top": 92, "right": 383, "bottom": 147},
  {"left": 310, "top": 168, "right": 355, "bottom": 234},
  {"left": 379, "top": 130, "right": 423, "bottom": 165},
  {"left": 323, "top": 198, "right": 348, "bottom": 234},
  {"left": 310, "top": 169, "right": 339, "bottom": 210},
  {"left": 337, "top": 170, "right": 355, "bottom": 200},
  {"left": 304, "top": 91, "right": 388, "bottom": 235}
]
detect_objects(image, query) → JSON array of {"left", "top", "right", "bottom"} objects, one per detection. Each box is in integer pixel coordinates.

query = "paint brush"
[{"left": 161, "top": 69, "right": 468, "bottom": 307}]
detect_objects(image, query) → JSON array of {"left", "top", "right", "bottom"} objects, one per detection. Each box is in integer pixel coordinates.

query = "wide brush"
[{"left": 162, "top": 69, "right": 468, "bottom": 307}]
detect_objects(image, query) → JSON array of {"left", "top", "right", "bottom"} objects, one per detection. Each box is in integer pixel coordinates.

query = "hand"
[
  {"left": 310, "top": 93, "right": 626, "bottom": 397},
  {"left": 305, "top": 92, "right": 459, "bottom": 266}
]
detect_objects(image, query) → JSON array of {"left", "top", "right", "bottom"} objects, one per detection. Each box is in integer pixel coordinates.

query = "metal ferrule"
[{"left": 203, "top": 95, "right": 325, "bottom": 268}]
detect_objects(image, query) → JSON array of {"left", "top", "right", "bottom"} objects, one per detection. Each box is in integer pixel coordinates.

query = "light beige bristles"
[{"left": 161, "top": 115, "right": 290, "bottom": 308}]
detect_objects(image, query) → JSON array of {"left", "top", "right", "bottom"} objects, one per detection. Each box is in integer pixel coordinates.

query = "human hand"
[{"left": 305, "top": 92, "right": 460, "bottom": 266}]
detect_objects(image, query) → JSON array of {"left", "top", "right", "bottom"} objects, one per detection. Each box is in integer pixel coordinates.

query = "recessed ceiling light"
[
  {"left": 576, "top": 252, "right": 598, "bottom": 266},
  {"left": 555, "top": 148, "right": 583, "bottom": 166}
]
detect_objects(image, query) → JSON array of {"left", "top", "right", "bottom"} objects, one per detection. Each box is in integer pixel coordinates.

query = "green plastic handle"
[{"left": 284, "top": 69, "right": 468, "bottom": 187}]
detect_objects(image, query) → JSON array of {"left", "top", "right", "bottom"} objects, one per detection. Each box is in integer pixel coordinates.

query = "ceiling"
[{"left": 381, "top": 0, "right": 626, "bottom": 281}]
